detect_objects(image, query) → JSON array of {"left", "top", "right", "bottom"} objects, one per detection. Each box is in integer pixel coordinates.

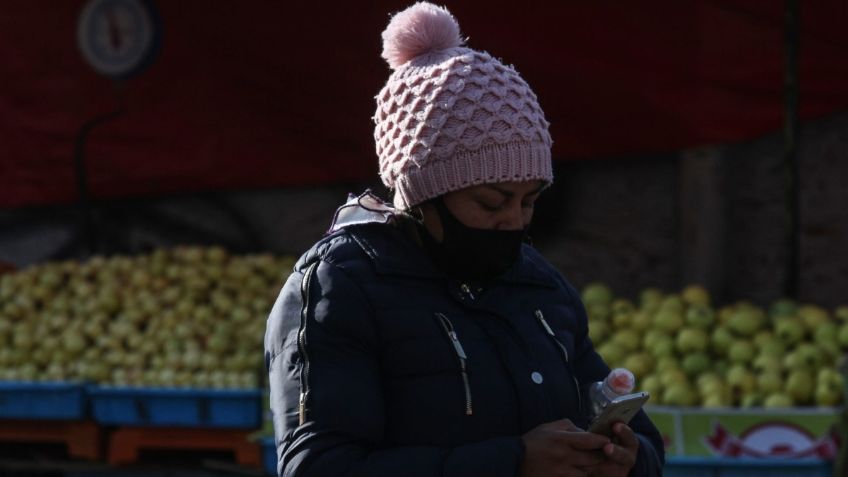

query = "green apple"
[
  {"left": 785, "top": 370, "right": 814, "bottom": 404},
  {"left": 757, "top": 337, "right": 786, "bottom": 357},
  {"left": 776, "top": 317, "right": 806, "bottom": 346},
  {"left": 681, "top": 284, "right": 711, "bottom": 307},
  {"left": 582, "top": 282, "right": 613, "bottom": 306},
  {"left": 623, "top": 353, "right": 654, "bottom": 379},
  {"left": 612, "top": 312, "right": 632, "bottom": 328},
  {"left": 838, "top": 322, "right": 848, "bottom": 348},
  {"left": 587, "top": 303, "right": 611, "bottom": 322},
  {"left": 649, "top": 336, "right": 674, "bottom": 359},
  {"left": 834, "top": 306, "right": 848, "bottom": 322},
  {"left": 662, "top": 382, "right": 697, "bottom": 406},
  {"left": 764, "top": 393, "right": 794, "bottom": 408},
  {"left": 757, "top": 370, "right": 783, "bottom": 394},
  {"left": 611, "top": 298, "right": 636, "bottom": 316},
  {"left": 685, "top": 305, "right": 715, "bottom": 329},
  {"left": 681, "top": 352, "right": 710, "bottom": 377},
  {"left": 611, "top": 329, "right": 641, "bottom": 352},
  {"left": 702, "top": 394, "right": 729, "bottom": 408},
  {"left": 659, "top": 295, "right": 684, "bottom": 314},
  {"left": 799, "top": 304, "right": 831, "bottom": 331},
  {"left": 630, "top": 311, "right": 653, "bottom": 332},
  {"left": 727, "top": 365, "right": 756, "bottom": 395},
  {"left": 588, "top": 320, "right": 610, "bottom": 344},
  {"left": 697, "top": 372, "right": 722, "bottom": 391},
  {"left": 727, "top": 306, "right": 766, "bottom": 336},
  {"left": 740, "top": 392, "right": 763, "bottom": 408},
  {"left": 655, "top": 356, "right": 683, "bottom": 375},
  {"left": 814, "top": 322, "right": 839, "bottom": 347},
  {"left": 640, "top": 374, "right": 663, "bottom": 399},
  {"left": 795, "top": 343, "right": 824, "bottom": 369},
  {"left": 711, "top": 327, "right": 734, "bottom": 355},
  {"left": 643, "top": 330, "right": 669, "bottom": 349},
  {"left": 639, "top": 288, "right": 664, "bottom": 312},
  {"left": 753, "top": 354, "right": 783, "bottom": 373},
  {"left": 597, "top": 343, "right": 625, "bottom": 366},
  {"left": 654, "top": 310, "right": 684, "bottom": 333},
  {"left": 676, "top": 328, "right": 709, "bottom": 353},
  {"left": 815, "top": 383, "right": 842, "bottom": 406},
  {"left": 728, "top": 340, "right": 756, "bottom": 364}
]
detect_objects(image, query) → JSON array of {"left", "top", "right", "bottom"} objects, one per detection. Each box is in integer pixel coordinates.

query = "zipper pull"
[
  {"left": 448, "top": 331, "right": 467, "bottom": 360},
  {"left": 535, "top": 310, "right": 555, "bottom": 335},
  {"left": 460, "top": 283, "right": 476, "bottom": 300},
  {"left": 298, "top": 391, "right": 307, "bottom": 425}
]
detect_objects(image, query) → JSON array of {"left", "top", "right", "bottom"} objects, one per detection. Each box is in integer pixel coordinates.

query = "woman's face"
[{"left": 420, "top": 180, "right": 546, "bottom": 241}]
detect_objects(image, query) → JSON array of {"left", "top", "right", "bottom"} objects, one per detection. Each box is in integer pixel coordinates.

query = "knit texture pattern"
[{"left": 374, "top": 6, "right": 553, "bottom": 209}]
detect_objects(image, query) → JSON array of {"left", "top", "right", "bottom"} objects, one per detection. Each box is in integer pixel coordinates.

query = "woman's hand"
[
  {"left": 584, "top": 423, "right": 640, "bottom": 477},
  {"left": 520, "top": 419, "right": 610, "bottom": 477}
]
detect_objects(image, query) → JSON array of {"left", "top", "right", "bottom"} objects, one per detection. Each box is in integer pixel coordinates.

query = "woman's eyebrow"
[{"left": 483, "top": 184, "right": 545, "bottom": 199}]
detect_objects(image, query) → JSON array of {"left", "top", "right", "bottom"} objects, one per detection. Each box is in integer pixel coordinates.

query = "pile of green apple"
[
  {"left": 0, "top": 246, "right": 294, "bottom": 389},
  {"left": 583, "top": 283, "right": 847, "bottom": 408}
]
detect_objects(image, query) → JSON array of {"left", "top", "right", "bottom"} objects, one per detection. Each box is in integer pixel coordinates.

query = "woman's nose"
[{"left": 496, "top": 204, "right": 525, "bottom": 230}]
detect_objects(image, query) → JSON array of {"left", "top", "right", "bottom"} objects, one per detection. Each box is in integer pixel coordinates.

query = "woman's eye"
[
  {"left": 521, "top": 202, "right": 535, "bottom": 210},
  {"left": 479, "top": 202, "right": 501, "bottom": 212}
]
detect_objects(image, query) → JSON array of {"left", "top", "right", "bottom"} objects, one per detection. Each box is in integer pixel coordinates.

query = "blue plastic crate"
[
  {"left": 261, "top": 436, "right": 277, "bottom": 476},
  {"left": 0, "top": 381, "right": 86, "bottom": 420},
  {"left": 664, "top": 457, "right": 832, "bottom": 477},
  {"left": 88, "top": 386, "right": 262, "bottom": 428}
]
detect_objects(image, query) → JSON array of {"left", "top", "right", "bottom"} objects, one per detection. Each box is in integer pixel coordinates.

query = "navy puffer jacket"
[{"left": 265, "top": 206, "right": 664, "bottom": 476}]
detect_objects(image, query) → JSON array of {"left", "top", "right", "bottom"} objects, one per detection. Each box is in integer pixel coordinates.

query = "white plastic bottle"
[{"left": 588, "top": 368, "right": 636, "bottom": 419}]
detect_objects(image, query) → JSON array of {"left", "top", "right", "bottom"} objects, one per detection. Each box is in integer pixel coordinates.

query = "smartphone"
[{"left": 587, "top": 391, "right": 650, "bottom": 437}]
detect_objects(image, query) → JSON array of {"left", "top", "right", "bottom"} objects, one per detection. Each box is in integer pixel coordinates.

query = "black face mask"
[{"left": 418, "top": 197, "right": 526, "bottom": 281}]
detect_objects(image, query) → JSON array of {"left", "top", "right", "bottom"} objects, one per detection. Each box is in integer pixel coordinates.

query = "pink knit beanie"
[{"left": 374, "top": 2, "right": 554, "bottom": 209}]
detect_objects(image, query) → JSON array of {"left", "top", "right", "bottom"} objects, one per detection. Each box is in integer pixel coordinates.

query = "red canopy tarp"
[{"left": 1, "top": 1, "right": 847, "bottom": 208}]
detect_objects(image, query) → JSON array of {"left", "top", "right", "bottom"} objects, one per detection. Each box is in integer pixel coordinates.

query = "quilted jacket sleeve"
[{"left": 264, "top": 258, "right": 525, "bottom": 477}]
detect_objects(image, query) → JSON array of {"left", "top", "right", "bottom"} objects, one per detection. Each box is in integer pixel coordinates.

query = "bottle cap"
[{"left": 607, "top": 368, "right": 635, "bottom": 394}]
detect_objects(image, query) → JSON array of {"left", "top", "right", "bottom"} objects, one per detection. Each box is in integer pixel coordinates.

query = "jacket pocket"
[
  {"left": 297, "top": 261, "right": 319, "bottom": 425},
  {"left": 434, "top": 312, "right": 473, "bottom": 416},
  {"left": 534, "top": 309, "right": 583, "bottom": 412}
]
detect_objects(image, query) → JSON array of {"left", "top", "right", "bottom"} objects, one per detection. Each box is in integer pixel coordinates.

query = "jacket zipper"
[
  {"left": 534, "top": 310, "right": 583, "bottom": 412},
  {"left": 459, "top": 283, "right": 476, "bottom": 301},
  {"left": 297, "top": 261, "right": 319, "bottom": 425},
  {"left": 434, "top": 312, "right": 473, "bottom": 416}
]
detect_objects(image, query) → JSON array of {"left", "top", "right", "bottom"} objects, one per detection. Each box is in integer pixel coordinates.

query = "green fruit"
[
  {"left": 685, "top": 305, "right": 715, "bottom": 329},
  {"left": 597, "top": 343, "right": 625, "bottom": 366},
  {"left": 582, "top": 283, "right": 613, "bottom": 306},
  {"left": 785, "top": 370, "right": 814, "bottom": 404},
  {"left": 654, "top": 310, "right": 684, "bottom": 333},
  {"left": 814, "top": 322, "right": 839, "bottom": 347},
  {"left": 630, "top": 311, "right": 653, "bottom": 332},
  {"left": 611, "top": 330, "right": 641, "bottom": 352},
  {"left": 640, "top": 374, "right": 663, "bottom": 398},
  {"left": 676, "top": 328, "right": 709, "bottom": 353},
  {"left": 727, "top": 365, "right": 756, "bottom": 395},
  {"left": 727, "top": 340, "right": 756, "bottom": 364},
  {"left": 681, "top": 285, "right": 710, "bottom": 307},
  {"left": 838, "top": 323, "right": 848, "bottom": 348},
  {"left": 757, "top": 370, "right": 783, "bottom": 394},
  {"left": 702, "top": 394, "right": 729, "bottom": 408},
  {"left": 834, "top": 306, "right": 848, "bottom": 322},
  {"left": 639, "top": 288, "right": 664, "bottom": 311},
  {"left": 727, "top": 306, "right": 766, "bottom": 336},
  {"left": 740, "top": 392, "right": 763, "bottom": 408},
  {"left": 799, "top": 305, "right": 831, "bottom": 331},
  {"left": 611, "top": 298, "right": 636, "bottom": 316},
  {"left": 764, "top": 393, "right": 794, "bottom": 408},
  {"left": 612, "top": 312, "right": 632, "bottom": 328},
  {"left": 681, "top": 353, "right": 710, "bottom": 376},
  {"left": 776, "top": 317, "right": 806, "bottom": 346},
  {"left": 753, "top": 354, "right": 783, "bottom": 373},
  {"left": 711, "top": 327, "right": 734, "bottom": 355},
  {"left": 588, "top": 320, "right": 610, "bottom": 344},
  {"left": 623, "top": 353, "right": 654, "bottom": 379},
  {"left": 663, "top": 382, "right": 697, "bottom": 406},
  {"left": 643, "top": 330, "right": 669, "bottom": 349},
  {"left": 659, "top": 295, "right": 685, "bottom": 314}
]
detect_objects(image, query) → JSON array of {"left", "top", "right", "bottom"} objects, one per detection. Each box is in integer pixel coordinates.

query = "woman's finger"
[{"left": 613, "top": 423, "right": 639, "bottom": 451}]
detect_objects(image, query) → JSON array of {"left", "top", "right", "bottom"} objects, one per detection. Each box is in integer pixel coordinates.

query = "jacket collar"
[{"left": 334, "top": 193, "right": 556, "bottom": 288}]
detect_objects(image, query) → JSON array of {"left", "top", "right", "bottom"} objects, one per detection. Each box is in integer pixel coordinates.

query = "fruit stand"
[
  {"left": 583, "top": 283, "right": 844, "bottom": 476},
  {"left": 0, "top": 251, "right": 845, "bottom": 475}
]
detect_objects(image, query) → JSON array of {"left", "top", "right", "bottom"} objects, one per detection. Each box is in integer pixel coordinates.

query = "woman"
[{"left": 265, "top": 3, "right": 664, "bottom": 476}]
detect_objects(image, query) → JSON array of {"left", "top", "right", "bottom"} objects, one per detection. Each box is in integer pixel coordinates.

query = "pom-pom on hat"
[{"left": 374, "top": 2, "right": 553, "bottom": 209}]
